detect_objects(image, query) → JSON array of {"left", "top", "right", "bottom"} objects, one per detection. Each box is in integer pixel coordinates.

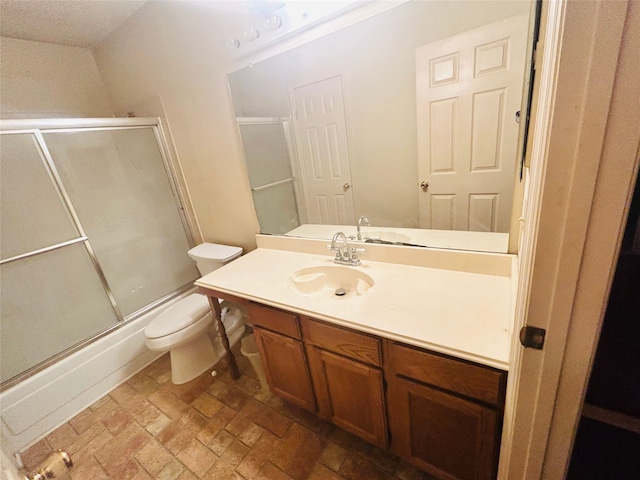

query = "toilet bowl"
[
  {"left": 145, "top": 293, "right": 245, "bottom": 384},
  {"left": 143, "top": 243, "right": 244, "bottom": 384}
]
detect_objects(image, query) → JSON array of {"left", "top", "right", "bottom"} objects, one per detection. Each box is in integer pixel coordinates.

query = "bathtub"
[{"left": 0, "top": 289, "right": 196, "bottom": 458}]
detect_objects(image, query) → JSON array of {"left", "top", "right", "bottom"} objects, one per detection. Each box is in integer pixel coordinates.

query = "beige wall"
[
  {"left": 92, "top": 2, "right": 260, "bottom": 252},
  {"left": 0, "top": 37, "right": 113, "bottom": 119}
]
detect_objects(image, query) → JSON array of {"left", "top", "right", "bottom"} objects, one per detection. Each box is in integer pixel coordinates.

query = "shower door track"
[{"left": 0, "top": 117, "right": 165, "bottom": 130}]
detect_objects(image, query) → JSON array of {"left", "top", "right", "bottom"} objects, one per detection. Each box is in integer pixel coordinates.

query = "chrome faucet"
[
  {"left": 357, "top": 216, "right": 371, "bottom": 241},
  {"left": 328, "top": 231, "right": 365, "bottom": 266}
]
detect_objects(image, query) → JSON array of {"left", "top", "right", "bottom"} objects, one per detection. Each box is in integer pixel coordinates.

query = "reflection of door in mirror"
[
  {"left": 237, "top": 119, "right": 301, "bottom": 234},
  {"left": 291, "top": 76, "right": 356, "bottom": 225},
  {"left": 417, "top": 15, "right": 529, "bottom": 232}
]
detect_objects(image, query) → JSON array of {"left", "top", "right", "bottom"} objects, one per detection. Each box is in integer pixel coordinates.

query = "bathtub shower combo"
[{"left": 0, "top": 118, "right": 238, "bottom": 453}]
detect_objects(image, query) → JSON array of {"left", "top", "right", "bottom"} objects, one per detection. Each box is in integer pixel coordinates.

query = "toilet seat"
[
  {"left": 145, "top": 294, "right": 210, "bottom": 339},
  {"left": 145, "top": 314, "right": 213, "bottom": 351},
  {"left": 143, "top": 291, "right": 246, "bottom": 383},
  {"left": 144, "top": 293, "right": 243, "bottom": 343}
]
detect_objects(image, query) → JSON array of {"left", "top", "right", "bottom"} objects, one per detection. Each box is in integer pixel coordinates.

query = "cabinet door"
[
  {"left": 389, "top": 376, "right": 500, "bottom": 480},
  {"left": 307, "top": 345, "right": 387, "bottom": 448},
  {"left": 253, "top": 327, "right": 316, "bottom": 412}
]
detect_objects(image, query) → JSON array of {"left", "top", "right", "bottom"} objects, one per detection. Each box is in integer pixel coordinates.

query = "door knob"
[
  {"left": 420, "top": 181, "right": 429, "bottom": 191},
  {"left": 343, "top": 183, "right": 351, "bottom": 190}
]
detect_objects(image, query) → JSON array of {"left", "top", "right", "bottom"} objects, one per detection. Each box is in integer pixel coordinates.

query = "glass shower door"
[
  {"left": 43, "top": 127, "right": 198, "bottom": 317},
  {"left": 1, "top": 121, "right": 199, "bottom": 386},
  {"left": 0, "top": 132, "right": 120, "bottom": 383}
]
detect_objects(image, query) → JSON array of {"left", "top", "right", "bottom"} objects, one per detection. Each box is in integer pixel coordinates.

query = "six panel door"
[
  {"left": 416, "top": 15, "right": 529, "bottom": 232},
  {"left": 292, "top": 76, "right": 356, "bottom": 225}
]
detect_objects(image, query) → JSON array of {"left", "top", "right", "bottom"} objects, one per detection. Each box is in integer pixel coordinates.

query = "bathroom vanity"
[{"left": 196, "top": 236, "right": 514, "bottom": 480}]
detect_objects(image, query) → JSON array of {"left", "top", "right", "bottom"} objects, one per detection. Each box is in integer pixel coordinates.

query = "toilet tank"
[{"left": 187, "top": 243, "right": 242, "bottom": 276}]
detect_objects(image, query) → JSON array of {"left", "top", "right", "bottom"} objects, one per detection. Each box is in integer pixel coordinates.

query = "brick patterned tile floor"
[{"left": 20, "top": 340, "right": 437, "bottom": 480}]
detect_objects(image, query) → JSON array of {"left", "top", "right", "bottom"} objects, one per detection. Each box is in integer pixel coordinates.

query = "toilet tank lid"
[
  {"left": 145, "top": 294, "right": 210, "bottom": 338},
  {"left": 187, "top": 243, "right": 242, "bottom": 263}
]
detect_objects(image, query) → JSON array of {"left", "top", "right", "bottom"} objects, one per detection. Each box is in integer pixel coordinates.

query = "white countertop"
[{"left": 196, "top": 248, "right": 514, "bottom": 370}]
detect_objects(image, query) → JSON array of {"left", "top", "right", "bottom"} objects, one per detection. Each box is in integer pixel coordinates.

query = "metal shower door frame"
[{"left": 0, "top": 117, "right": 198, "bottom": 389}]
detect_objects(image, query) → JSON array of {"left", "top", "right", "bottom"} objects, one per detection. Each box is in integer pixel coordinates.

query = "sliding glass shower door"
[
  {"left": 1, "top": 132, "right": 120, "bottom": 384},
  {"left": 0, "top": 119, "right": 198, "bottom": 386},
  {"left": 43, "top": 127, "right": 197, "bottom": 317}
]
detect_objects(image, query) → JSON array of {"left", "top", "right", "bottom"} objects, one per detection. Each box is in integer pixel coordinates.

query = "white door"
[
  {"left": 416, "top": 15, "right": 529, "bottom": 232},
  {"left": 292, "top": 76, "right": 355, "bottom": 225}
]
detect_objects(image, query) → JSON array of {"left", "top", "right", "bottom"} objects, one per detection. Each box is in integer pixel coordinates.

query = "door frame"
[{"left": 502, "top": 0, "right": 639, "bottom": 478}]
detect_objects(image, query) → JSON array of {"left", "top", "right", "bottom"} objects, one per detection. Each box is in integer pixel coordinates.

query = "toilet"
[{"left": 144, "top": 243, "right": 245, "bottom": 384}]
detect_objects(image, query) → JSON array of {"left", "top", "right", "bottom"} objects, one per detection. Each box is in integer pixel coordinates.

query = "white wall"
[
  {"left": 0, "top": 37, "right": 113, "bottom": 119},
  {"left": 92, "top": 2, "right": 260, "bottom": 252}
]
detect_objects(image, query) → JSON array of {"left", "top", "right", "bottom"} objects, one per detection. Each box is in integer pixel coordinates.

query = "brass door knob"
[
  {"left": 420, "top": 181, "right": 429, "bottom": 191},
  {"left": 343, "top": 183, "right": 351, "bottom": 190}
]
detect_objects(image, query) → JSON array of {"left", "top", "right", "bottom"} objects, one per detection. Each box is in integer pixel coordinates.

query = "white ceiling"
[
  {"left": 0, "top": 0, "right": 284, "bottom": 49},
  {"left": 0, "top": 0, "right": 149, "bottom": 48}
]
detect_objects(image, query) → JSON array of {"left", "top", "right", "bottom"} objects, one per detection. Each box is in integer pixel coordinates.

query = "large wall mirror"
[{"left": 228, "top": 0, "right": 536, "bottom": 253}]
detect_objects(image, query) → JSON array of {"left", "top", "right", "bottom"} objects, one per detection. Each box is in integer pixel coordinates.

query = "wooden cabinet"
[
  {"left": 302, "top": 317, "right": 388, "bottom": 448},
  {"left": 247, "top": 303, "right": 316, "bottom": 412},
  {"left": 389, "top": 377, "right": 501, "bottom": 480},
  {"left": 242, "top": 299, "right": 506, "bottom": 480},
  {"left": 387, "top": 341, "right": 506, "bottom": 480}
]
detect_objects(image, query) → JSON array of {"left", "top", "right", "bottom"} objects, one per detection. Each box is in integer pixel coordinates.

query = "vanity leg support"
[{"left": 207, "top": 295, "right": 240, "bottom": 379}]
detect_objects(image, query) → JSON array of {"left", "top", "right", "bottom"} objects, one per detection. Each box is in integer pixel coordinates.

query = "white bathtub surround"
[{"left": 0, "top": 290, "right": 195, "bottom": 455}]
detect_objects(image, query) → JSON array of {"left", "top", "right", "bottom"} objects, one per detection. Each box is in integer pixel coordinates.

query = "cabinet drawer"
[
  {"left": 390, "top": 342, "right": 506, "bottom": 407},
  {"left": 300, "top": 317, "right": 382, "bottom": 367},
  {"left": 246, "top": 302, "right": 301, "bottom": 339}
]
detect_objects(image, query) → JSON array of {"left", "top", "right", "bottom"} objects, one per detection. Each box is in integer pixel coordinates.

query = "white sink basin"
[{"left": 286, "top": 265, "right": 374, "bottom": 298}]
